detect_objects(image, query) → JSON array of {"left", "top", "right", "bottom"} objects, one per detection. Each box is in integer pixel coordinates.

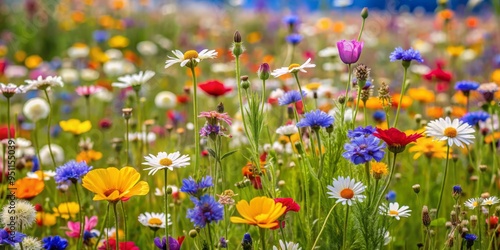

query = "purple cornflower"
[
  {"left": 242, "top": 233, "right": 253, "bottom": 250},
  {"left": 186, "top": 195, "right": 224, "bottom": 228},
  {"left": 347, "top": 126, "right": 376, "bottom": 139},
  {"left": 296, "top": 110, "right": 334, "bottom": 129},
  {"left": 337, "top": 40, "right": 364, "bottom": 64},
  {"left": 154, "top": 236, "right": 182, "bottom": 250},
  {"left": 278, "top": 90, "right": 306, "bottom": 106},
  {"left": 461, "top": 111, "right": 490, "bottom": 126},
  {"left": 286, "top": 33, "right": 302, "bottom": 45},
  {"left": 180, "top": 176, "right": 213, "bottom": 197},
  {"left": 54, "top": 160, "right": 92, "bottom": 184},
  {"left": 389, "top": 47, "right": 424, "bottom": 63},
  {"left": 342, "top": 135, "right": 386, "bottom": 164},
  {"left": 0, "top": 229, "right": 25, "bottom": 245}
]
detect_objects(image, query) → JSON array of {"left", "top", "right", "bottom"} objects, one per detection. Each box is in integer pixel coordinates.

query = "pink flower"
[
  {"left": 336, "top": 39, "right": 364, "bottom": 64},
  {"left": 198, "top": 111, "right": 232, "bottom": 126},
  {"left": 66, "top": 216, "right": 98, "bottom": 238},
  {"left": 75, "top": 85, "right": 103, "bottom": 97}
]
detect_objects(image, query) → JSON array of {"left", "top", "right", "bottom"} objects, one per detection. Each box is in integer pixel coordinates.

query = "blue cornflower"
[
  {"left": 278, "top": 90, "right": 306, "bottom": 106},
  {"left": 296, "top": 110, "right": 334, "bottom": 129},
  {"left": 342, "top": 135, "right": 386, "bottom": 164},
  {"left": 219, "top": 237, "right": 228, "bottom": 248},
  {"left": 385, "top": 191, "right": 396, "bottom": 202},
  {"left": 180, "top": 176, "right": 213, "bottom": 196},
  {"left": 283, "top": 15, "right": 299, "bottom": 27},
  {"left": 242, "top": 233, "right": 253, "bottom": 250},
  {"left": 186, "top": 194, "right": 224, "bottom": 228},
  {"left": 347, "top": 126, "right": 376, "bottom": 139},
  {"left": 54, "top": 160, "right": 92, "bottom": 184},
  {"left": 373, "top": 111, "right": 386, "bottom": 123},
  {"left": 42, "top": 235, "right": 68, "bottom": 250},
  {"left": 286, "top": 33, "right": 302, "bottom": 45},
  {"left": 92, "top": 30, "right": 109, "bottom": 43},
  {"left": 461, "top": 111, "right": 490, "bottom": 126},
  {"left": 154, "top": 236, "right": 181, "bottom": 250},
  {"left": 0, "top": 229, "right": 25, "bottom": 245},
  {"left": 389, "top": 47, "right": 424, "bottom": 63},
  {"left": 454, "top": 81, "right": 479, "bottom": 94},
  {"left": 453, "top": 185, "right": 462, "bottom": 196},
  {"left": 463, "top": 233, "right": 477, "bottom": 248}
]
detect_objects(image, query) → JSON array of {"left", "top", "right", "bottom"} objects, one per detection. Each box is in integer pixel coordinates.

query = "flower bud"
[
  {"left": 122, "top": 108, "right": 133, "bottom": 119},
  {"left": 412, "top": 184, "right": 421, "bottom": 194},
  {"left": 241, "top": 76, "right": 250, "bottom": 90},
  {"left": 234, "top": 30, "right": 242, "bottom": 43},
  {"left": 258, "top": 63, "right": 270, "bottom": 81},
  {"left": 479, "top": 164, "right": 487, "bottom": 172},
  {"left": 361, "top": 7, "right": 369, "bottom": 19},
  {"left": 217, "top": 102, "right": 224, "bottom": 113},
  {"left": 189, "top": 229, "right": 198, "bottom": 238},
  {"left": 422, "top": 206, "right": 431, "bottom": 227}
]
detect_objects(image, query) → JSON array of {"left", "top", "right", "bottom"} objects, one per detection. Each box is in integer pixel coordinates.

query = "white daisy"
[
  {"left": 481, "top": 196, "right": 499, "bottom": 206},
  {"left": 425, "top": 117, "right": 475, "bottom": 147},
  {"left": 318, "top": 47, "right": 339, "bottom": 58},
  {"left": 276, "top": 124, "right": 298, "bottom": 136},
  {"left": 379, "top": 202, "right": 412, "bottom": 220},
  {"left": 142, "top": 151, "right": 191, "bottom": 175},
  {"left": 23, "top": 97, "right": 50, "bottom": 122},
  {"left": 271, "top": 58, "right": 316, "bottom": 78},
  {"left": 24, "top": 75, "right": 64, "bottom": 91},
  {"left": 273, "top": 240, "right": 302, "bottom": 250},
  {"left": 464, "top": 197, "right": 481, "bottom": 210},
  {"left": 154, "top": 91, "right": 177, "bottom": 109},
  {"left": 27, "top": 170, "right": 56, "bottom": 181},
  {"left": 164, "top": 49, "right": 217, "bottom": 69},
  {"left": 39, "top": 144, "right": 65, "bottom": 164},
  {"left": 112, "top": 70, "right": 155, "bottom": 88},
  {"left": 0, "top": 83, "right": 25, "bottom": 98},
  {"left": 326, "top": 176, "right": 366, "bottom": 206},
  {"left": 138, "top": 212, "right": 171, "bottom": 229}
]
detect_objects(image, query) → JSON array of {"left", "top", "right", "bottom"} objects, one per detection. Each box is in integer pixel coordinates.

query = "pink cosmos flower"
[
  {"left": 66, "top": 216, "right": 98, "bottom": 238},
  {"left": 75, "top": 85, "right": 103, "bottom": 97}
]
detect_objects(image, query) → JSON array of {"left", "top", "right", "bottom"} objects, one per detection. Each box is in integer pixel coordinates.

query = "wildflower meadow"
[{"left": 0, "top": 0, "right": 500, "bottom": 249}]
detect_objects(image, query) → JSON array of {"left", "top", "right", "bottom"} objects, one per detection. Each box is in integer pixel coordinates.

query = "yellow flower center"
[
  {"left": 288, "top": 63, "right": 300, "bottom": 70},
  {"left": 340, "top": 188, "right": 354, "bottom": 199},
  {"left": 485, "top": 201, "right": 492, "bottom": 205},
  {"left": 159, "top": 158, "right": 173, "bottom": 166},
  {"left": 148, "top": 218, "right": 163, "bottom": 225},
  {"left": 472, "top": 201, "right": 477, "bottom": 207},
  {"left": 183, "top": 50, "right": 199, "bottom": 60},
  {"left": 389, "top": 210, "right": 399, "bottom": 216},
  {"left": 444, "top": 127, "right": 457, "bottom": 138}
]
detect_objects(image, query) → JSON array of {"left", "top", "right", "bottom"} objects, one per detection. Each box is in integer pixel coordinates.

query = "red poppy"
[
  {"left": 0, "top": 126, "right": 15, "bottom": 140},
  {"left": 274, "top": 197, "right": 300, "bottom": 214},
  {"left": 198, "top": 80, "right": 232, "bottom": 97},
  {"left": 98, "top": 239, "right": 139, "bottom": 250},
  {"left": 176, "top": 94, "right": 190, "bottom": 104},
  {"left": 488, "top": 216, "right": 499, "bottom": 230},
  {"left": 423, "top": 60, "right": 452, "bottom": 83},
  {"left": 374, "top": 128, "right": 423, "bottom": 153}
]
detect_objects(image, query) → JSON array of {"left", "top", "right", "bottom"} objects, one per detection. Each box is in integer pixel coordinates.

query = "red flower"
[
  {"left": 488, "top": 216, "right": 499, "bottom": 230},
  {"left": 176, "top": 94, "right": 190, "bottom": 104},
  {"left": 423, "top": 60, "right": 452, "bottom": 83},
  {"left": 374, "top": 128, "right": 423, "bottom": 153},
  {"left": 274, "top": 198, "right": 300, "bottom": 214},
  {"left": 198, "top": 80, "right": 232, "bottom": 97},
  {"left": 98, "top": 239, "right": 139, "bottom": 250},
  {"left": 0, "top": 126, "right": 15, "bottom": 140}
]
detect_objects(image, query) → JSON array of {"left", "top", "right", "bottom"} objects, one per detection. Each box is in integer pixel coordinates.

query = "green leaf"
[
  {"left": 221, "top": 150, "right": 238, "bottom": 160},
  {"left": 430, "top": 218, "right": 446, "bottom": 227},
  {"left": 207, "top": 148, "right": 217, "bottom": 159}
]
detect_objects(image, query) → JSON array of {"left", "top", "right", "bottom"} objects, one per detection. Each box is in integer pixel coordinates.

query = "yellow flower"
[
  {"left": 230, "top": 196, "right": 287, "bottom": 229},
  {"left": 82, "top": 167, "right": 149, "bottom": 202},
  {"left": 446, "top": 46, "right": 464, "bottom": 57},
  {"left": 77, "top": 150, "right": 103, "bottom": 163},
  {"left": 25, "top": 55, "right": 43, "bottom": 69},
  {"left": 59, "top": 119, "right": 91, "bottom": 135},
  {"left": 15, "top": 50, "right": 27, "bottom": 63},
  {"left": 305, "top": 82, "right": 321, "bottom": 91},
  {"left": 108, "top": 35, "right": 129, "bottom": 49},
  {"left": 36, "top": 212, "right": 57, "bottom": 226},
  {"left": 53, "top": 202, "right": 80, "bottom": 220},
  {"left": 408, "top": 137, "right": 452, "bottom": 160},
  {"left": 408, "top": 88, "right": 435, "bottom": 103},
  {"left": 315, "top": 18, "right": 332, "bottom": 31},
  {"left": 491, "top": 69, "right": 500, "bottom": 84},
  {"left": 0, "top": 44, "right": 7, "bottom": 57},
  {"left": 371, "top": 162, "right": 388, "bottom": 179},
  {"left": 246, "top": 32, "right": 262, "bottom": 44}
]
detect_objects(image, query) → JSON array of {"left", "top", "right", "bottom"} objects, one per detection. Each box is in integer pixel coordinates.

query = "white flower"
[
  {"left": 271, "top": 58, "right": 316, "bottom": 78},
  {"left": 481, "top": 196, "right": 499, "bottom": 206},
  {"left": 1, "top": 200, "right": 36, "bottom": 230},
  {"left": 67, "top": 44, "right": 89, "bottom": 58},
  {"left": 165, "top": 49, "right": 217, "bottom": 68},
  {"left": 23, "top": 97, "right": 50, "bottom": 122},
  {"left": 0, "top": 83, "right": 25, "bottom": 97},
  {"left": 105, "top": 49, "right": 123, "bottom": 60},
  {"left": 59, "top": 68, "right": 79, "bottom": 83},
  {"left": 464, "top": 198, "right": 481, "bottom": 210},
  {"left": 14, "top": 236, "right": 42, "bottom": 250},
  {"left": 154, "top": 91, "right": 177, "bottom": 109},
  {"left": 80, "top": 68, "right": 100, "bottom": 81},
  {"left": 94, "top": 89, "right": 114, "bottom": 102},
  {"left": 276, "top": 124, "right": 298, "bottom": 136},
  {"left": 138, "top": 212, "right": 171, "bottom": 228},
  {"left": 128, "top": 132, "right": 157, "bottom": 143},
  {"left": 112, "top": 70, "right": 155, "bottom": 88},
  {"left": 27, "top": 170, "right": 56, "bottom": 181},
  {"left": 39, "top": 144, "right": 65, "bottom": 164},
  {"left": 142, "top": 151, "right": 191, "bottom": 175},
  {"left": 426, "top": 117, "right": 475, "bottom": 147},
  {"left": 478, "top": 82, "right": 499, "bottom": 93},
  {"left": 326, "top": 176, "right": 366, "bottom": 206},
  {"left": 103, "top": 59, "right": 135, "bottom": 77},
  {"left": 137, "top": 41, "right": 158, "bottom": 56},
  {"left": 14, "top": 138, "right": 34, "bottom": 157},
  {"left": 273, "top": 240, "right": 301, "bottom": 250},
  {"left": 269, "top": 88, "right": 285, "bottom": 100},
  {"left": 379, "top": 202, "right": 412, "bottom": 220},
  {"left": 333, "top": 0, "right": 353, "bottom": 7},
  {"left": 24, "top": 75, "right": 64, "bottom": 91},
  {"left": 318, "top": 47, "right": 339, "bottom": 58},
  {"left": 4, "top": 65, "right": 27, "bottom": 78}
]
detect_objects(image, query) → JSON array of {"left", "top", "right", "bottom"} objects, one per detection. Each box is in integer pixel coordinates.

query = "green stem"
[
  {"left": 134, "top": 90, "right": 143, "bottom": 168},
  {"left": 341, "top": 64, "right": 352, "bottom": 125},
  {"left": 259, "top": 227, "right": 267, "bottom": 250},
  {"left": 352, "top": 86, "right": 362, "bottom": 128},
  {"left": 120, "top": 201, "right": 127, "bottom": 243},
  {"left": 279, "top": 221, "right": 288, "bottom": 250},
  {"left": 311, "top": 203, "right": 339, "bottom": 249},
  {"left": 293, "top": 72, "right": 307, "bottom": 113},
  {"left": 125, "top": 118, "right": 130, "bottom": 167},
  {"left": 164, "top": 169, "right": 170, "bottom": 250},
  {"left": 207, "top": 223, "right": 214, "bottom": 250},
  {"left": 93, "top": 203, "right": 110, "bottom": 250},
  {"left": 74, "top": 184, "right": 85, "bottom": 250},
  {"left": 315, "top": 129, "right": 324, "bottom": 177},
  {"left": 357, "top": 18, "right": 366, "bottom": 41},
  {"left": 364, "top": 162, "right": 371, "bottom": 186},
  {"left": 43, "top": 89, "right": 57, "bottom": 169},
  {"left": 392, "top": 67, "right": 408, "bottom": 128},
  {"left": 261, "top": 79, "right": 266, "bottom": 115},
  {"left": 343, "top": 206, "right": 350, "bottom": 250},
  {"left": 363, "top": 103, "right": 368, "bottom": 126},
  {"left": 373, "top": 153, "right": 398, "bottom": 214},
  {"left": 85, "top": 96, "right": 91, "bottom": 121},
  {"left": 436, "top": 145, "right": 451, "bottom": 216},
  {"left": 113, "top": 203, "right": 119, "bottom": 250},
  {"left": 189, "top": 65, "right": 200, "bottom": 176}
]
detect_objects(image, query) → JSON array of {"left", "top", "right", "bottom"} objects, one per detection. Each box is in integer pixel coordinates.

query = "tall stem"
[
  {"left": 259, "top": 227, "right": 267, "bottom": 250},
  {"left": 74, "top": 184, "right": 85, "bottom": 250},
  {"left": 164, "top": 169, "right": 170, "bottom": 250},
  {"left": 120, "top": 201, "right": 127, "bottom": 243},
  {"left": 342, "top": 206, "right": 350, "bottom": 250},
  {"left": 341, "top": 64, "right": 352, "bottom": 124},
  {"left": 352, "top": 86, "right": 362, "bottom": 128},
  {"left": 315, "top": 129, "right": 325, "bottom": 177},
  {"left": 311, "top": 204, "right": 339, "bottom": 249},
  {"left": 357, "top": 18, "right": 366, "bottom": 41},
  {"left": 134, "top": 90, "right": 143, "bottom": 168},
  {"left": 207, "top": 223, "right": 214, "bottom": 250},
  {"left": 43, "top": 90, "right": 57, "bottom": 168},
  {"left": 112, "top": 203, "right": 119, "bottom": 250},
  {"left": 125, "top": 118, "right": 130, "bottom": 167},
  {"left": 293, "top": 73, "right": 307, "bottom": 113},
  {"left": 189, "top": 66, "right": 200, "bottom": 175},
  {"left": 436, "top": 145, "right": 451, "bottom": 216},
  {"left": 93, "top": 203, "right": 110, "bottom": 250},
  {"left": 85, "top": 97, "right": 91, "bottom": 121},
  {"left": 373, "top": 153, "right": 398, "bottom": 214},
  {"left": 392, "top": 67, "right": 408, "bottom": 128},
  {"left": 279, "top": 221, "right": 288, "bottom": 250}
]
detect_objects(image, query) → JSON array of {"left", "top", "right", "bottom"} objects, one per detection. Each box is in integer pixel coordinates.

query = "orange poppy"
[
  {"left": 13, "top": 177, "right": 45, "bottom": 200},
  {"left": 391, "top": 94, "right": 413, "bottom": 109},
  {"left": 76, "top": 150, "right": 103, "bottom": 163}
]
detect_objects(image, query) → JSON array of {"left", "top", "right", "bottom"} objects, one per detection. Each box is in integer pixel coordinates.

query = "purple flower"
[
  {"left": 336, "top": 40, "right": 364, "bottom": 64},
  {"left": 286, "top": 33, "right": 302, "bottom": 45},
  {"left": 186, "top": 195, "right": 224, "bottom": 228},
  {"left": 389, "top": 47, "right": 424, "bottom": 63},
  {"left": 347, "top": 126, "right": 376, "bottom": 139},
  {"left": 154, "top": 236, "right": 182, "bottom": 250},
  {"left": 0, "top": 229, "right": 26, "bottom": 245},
  {"left": 42, "top": 235, "right": 68, "bottom": 250},
  {"left": 278, "top": 90, "right": 306, "bottom": 106},
  {"left": 342, "top": 135, "right": 386, "bottom": 164},
  {"left": 296, "top": 110, "right": 334, "bottom": 129},
  {"left": 55, "top": 160, "right": 92, "bottom": 184},
  {"left": 200, "top": 124, "right": 221, "bottom": 137},
  {"left": 461, "top": 111, "right": 490, "bottom": 126},
  {"left": 180, "top": 176, "right": 213, "bottom": 197}
]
